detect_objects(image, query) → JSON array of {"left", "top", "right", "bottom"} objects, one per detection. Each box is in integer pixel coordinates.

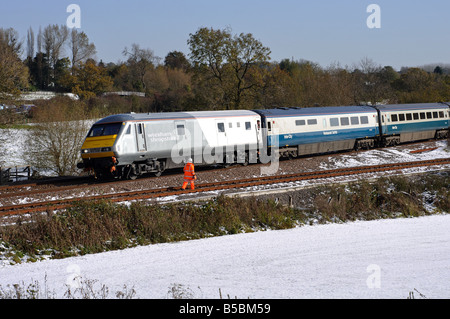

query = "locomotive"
[{"left": 77, "top": 103, "right": 450, "bottom": 179}]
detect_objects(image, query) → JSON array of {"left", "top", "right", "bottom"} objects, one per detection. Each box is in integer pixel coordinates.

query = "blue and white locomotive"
[{"left": 78, "top": 102, "right": 450, "bottom": 179}]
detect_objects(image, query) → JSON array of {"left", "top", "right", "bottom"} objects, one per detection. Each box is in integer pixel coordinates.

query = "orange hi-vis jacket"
[{"left": 183, "top": 162, "right": 196, "bottom": 180}]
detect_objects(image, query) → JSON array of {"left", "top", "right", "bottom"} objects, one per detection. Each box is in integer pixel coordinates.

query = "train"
[{"left": 77, "top": 102, "right": 450, "bottom": 179}]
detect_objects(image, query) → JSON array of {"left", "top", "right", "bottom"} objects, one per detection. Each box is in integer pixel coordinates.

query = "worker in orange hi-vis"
[{"left": 182, "top": 158, "right": 197, "bottom": 190}]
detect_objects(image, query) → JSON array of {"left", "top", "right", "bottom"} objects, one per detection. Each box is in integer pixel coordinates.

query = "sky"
[{"left": 1, "top": 0, "right": 449, "bottom": 70}]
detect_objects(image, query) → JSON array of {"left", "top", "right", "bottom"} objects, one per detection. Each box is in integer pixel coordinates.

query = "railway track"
[{"left": 1, "top": 158, "right": 450, "bottom": 217}]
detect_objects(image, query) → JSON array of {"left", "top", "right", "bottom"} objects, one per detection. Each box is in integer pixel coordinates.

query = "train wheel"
[{"left": 125, "top": 164, "right": 139, "bottom": 180}]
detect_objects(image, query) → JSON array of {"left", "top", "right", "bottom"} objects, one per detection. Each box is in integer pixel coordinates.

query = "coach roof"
[
  {"left": 95, "top": 110, "right": 258, "bottom": 124},
  {"left": 374, "top": 103, "right": 449, "bottom": 111},
  {"left": 253, "top": 105, "right": 376, "bottom": 118}
]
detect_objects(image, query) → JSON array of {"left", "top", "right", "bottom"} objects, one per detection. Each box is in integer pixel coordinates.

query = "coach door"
[
  {"left": 135, "top": 123, "right": 147, "bottom": 152},
  {"left": 216, "top": 120, "right": 227, "bottom": 146},
  {"left": 175, "top": 120, "right": 188, "bottom": 155}
]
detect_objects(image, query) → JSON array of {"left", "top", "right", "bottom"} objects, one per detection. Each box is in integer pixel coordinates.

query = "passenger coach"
[
  {"left": 375, "top": 103, "right": 450, "bottom": 146},
  {"left": 253, "top": 106, "right": 379, "bottom": 158}
]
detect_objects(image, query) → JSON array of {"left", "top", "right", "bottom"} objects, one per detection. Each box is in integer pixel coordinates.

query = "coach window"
[
  {"left": 413, "top": 113, "right": 419, "bottom": 120},
  {"left": 307, "top": 119, "right": 317, "bottom": 125},
  {"left": 426, "top": 112, "right": 432, "bottom": 119},
  {"left": 406, "top": 113, "right": 412, "bottom": 121},
  {"left": 360, "top": 116, "right": 369, "bottom": 124},
  {"left": 340, "top": 117, "right": 349, "bottom": 126},
  {"left": 330, "top": 118, "right": 339, "bottom": 127},
  {"left": 439, "top": 111, "right": 445, "bottom": 118},
  {"left": 217, "top": 122, "right": 225, "bottom": 133},
  {"left": 420, "top": 113, "right": 426, "bottom": 119},
  {"left": 391, "top": 114, "right": 398, "bottom": 122},
  {"left": 433, "top": 112, "right": 438, "bottom": 118},
  {"left": 296, "top": 119, "right": 306, "bottom": 126},
  {"left": 350, "top": 117, "right": 359, "bottom": 125},
  {"left": 399, "top": 114, "right": 406, "bottom": 121}
]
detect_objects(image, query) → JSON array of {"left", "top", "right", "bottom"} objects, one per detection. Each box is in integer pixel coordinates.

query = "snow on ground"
[{"left": 1, "top": 214, "right": 450, "bottom": 299}]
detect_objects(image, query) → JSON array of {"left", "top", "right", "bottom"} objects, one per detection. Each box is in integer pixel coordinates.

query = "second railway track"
[{"left": 1, "top": 157, "right": 450, "bottom": 217}]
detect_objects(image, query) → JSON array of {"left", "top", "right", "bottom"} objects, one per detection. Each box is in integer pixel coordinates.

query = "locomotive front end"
[{"left": 78, "top": 121, "right": 123, "bottom": 178}]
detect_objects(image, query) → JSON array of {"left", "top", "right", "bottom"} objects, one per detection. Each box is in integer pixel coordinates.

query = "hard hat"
[{"left": 187, "top": 158, "right": 193, "bottom": 163}]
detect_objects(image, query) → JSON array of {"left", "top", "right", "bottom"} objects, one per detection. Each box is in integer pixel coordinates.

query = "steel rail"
[{"left": 1, "top": 158, "right": 450, "bottom": 217}]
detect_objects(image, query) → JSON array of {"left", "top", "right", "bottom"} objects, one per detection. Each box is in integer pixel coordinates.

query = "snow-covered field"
[
  {"left": 1, "top": 214, "right": 449, "bottom": 299},
  {"left": 1, "top": 129, "right": 450, "bottom": 299}
]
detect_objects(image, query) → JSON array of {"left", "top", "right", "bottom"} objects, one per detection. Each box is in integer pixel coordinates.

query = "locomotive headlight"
[{"left": 82, "top": 149, "right": 89, "bottom": 153}]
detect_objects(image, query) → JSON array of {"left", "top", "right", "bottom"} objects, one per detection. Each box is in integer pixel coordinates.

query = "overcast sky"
[{"left": 1, "top": 0, "right": 449, "bottom": 70}]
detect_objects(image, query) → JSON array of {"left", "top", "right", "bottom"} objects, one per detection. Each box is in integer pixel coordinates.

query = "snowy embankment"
[{"left": 1, "top": 214, "right": 450, "bottom": 299}]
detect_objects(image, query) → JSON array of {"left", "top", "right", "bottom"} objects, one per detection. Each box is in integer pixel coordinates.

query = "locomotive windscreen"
[{"left": 88, "top": 122, "right": 123, "bottom": 137}]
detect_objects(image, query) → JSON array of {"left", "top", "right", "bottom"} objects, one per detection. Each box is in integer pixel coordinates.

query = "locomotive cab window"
[
  {"left": 177, "top": 125, "right": 185, "bottom": 136},
  {"left": 88, "top": 122, "right": 123, "bottom": 137},
  {"left": 137, "top": 123, "right": 143, "bottom": 134},
  {"left": 245, "top": 122, "right": 251, "bottom": 130}
]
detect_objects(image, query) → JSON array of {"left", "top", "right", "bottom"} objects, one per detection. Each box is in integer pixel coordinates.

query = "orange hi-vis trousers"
[{"left": 182, "top": 162, "right": 196, "bottom": 190}]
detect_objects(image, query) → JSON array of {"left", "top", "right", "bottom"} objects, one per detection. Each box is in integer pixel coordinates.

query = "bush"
[{"left": 0, "top": 195, "right": 302, "bottom": 262}]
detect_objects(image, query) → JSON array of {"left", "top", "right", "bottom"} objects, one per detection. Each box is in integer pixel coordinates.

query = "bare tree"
[
  {"left": 26, "top": 27, "right": 35, "bottom": 59},
  {"left": 37, "top": 26, "right": 43, "bottom": 54},
  {"left": 69, "top": 29, "right": 96, "bottom": 71},
  {"left": 24, "top": 98, "right": 91, "bottom": 176},
  {"left": 123, "top": 43, "right": 160, "bottom": 92},
  {"left": 42, "top": 25, "right": 69, "bottom": 80}
]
